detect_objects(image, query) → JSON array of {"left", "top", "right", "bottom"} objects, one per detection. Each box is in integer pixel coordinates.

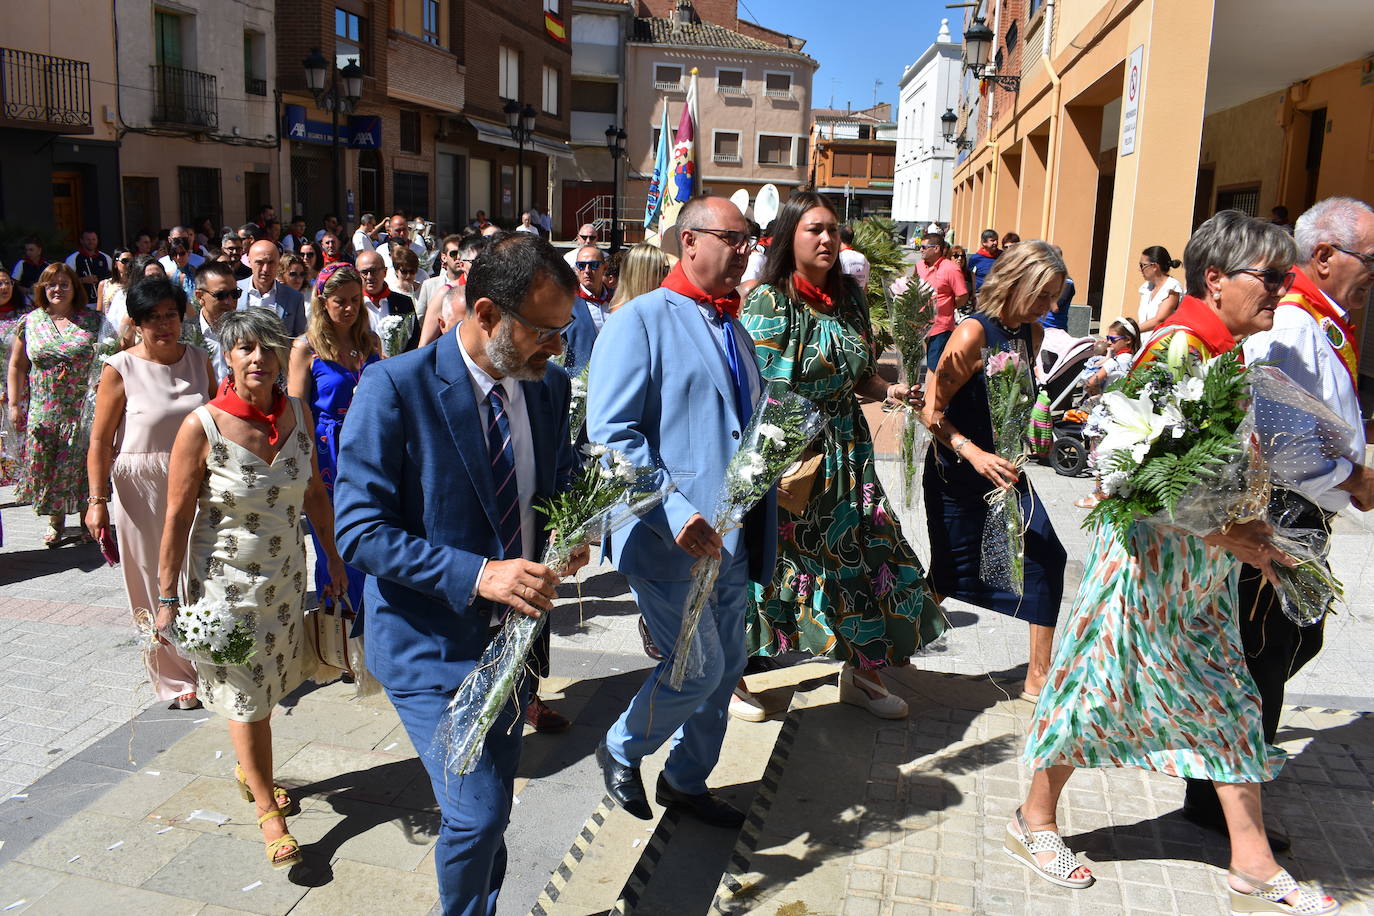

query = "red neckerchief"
[
  {"left": 1136, "top": 294, "right": 1237, "bottom": 366},
  {"left": 579, "top": 284, "right": 611, "bottom": 305},
  {"left": 78, "top": 245, "right": 98, "bottom": 258},
  {"left": 976, "top": 246, "right": 997, "bottom": 258},
  {"left": 366, "top": 283, "right": 392, "bottom": 306},
  {"left": 660, "top": 262, "right": 741, "bottom": 319},
  {"left": 23, "top": 255, "right": 46, "bottom": 268},
  {"left": 792, "top": 271, "right": 837, "bottom": 313},
  {"left": 211, "top": 379, "right": 289, "bottom": 446},
  {"left": 757, "top": 238, "right": 771, "bottom": 248},
  {"left": 323, "top": 253, "right": 345, "bottom": 265}
]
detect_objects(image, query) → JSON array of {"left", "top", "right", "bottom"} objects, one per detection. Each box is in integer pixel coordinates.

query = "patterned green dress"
[
  {"left": 741, "top": 282, "right": 946, "bottom": 668},
  {"left": 1022, "top": 329, "right": 1281, "bottom": 783}
]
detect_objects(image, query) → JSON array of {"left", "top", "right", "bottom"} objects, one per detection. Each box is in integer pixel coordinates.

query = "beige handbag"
[
  {"left": 304, "top": 595, "right": 371, "bottom": 691},
  {"left": 776, "top": 450, "right": 824, "bottom": 515}
]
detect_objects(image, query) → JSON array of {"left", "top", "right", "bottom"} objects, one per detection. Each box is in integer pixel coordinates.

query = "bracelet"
[
  {"left": 87, "top": 495, "right": 109, "bottom": 505},
  {"left": 157, "top": 596, "right": 180, "bottom": 606},
  {"left": 950, "top": 435, "right": 972, "bottom": 457}
]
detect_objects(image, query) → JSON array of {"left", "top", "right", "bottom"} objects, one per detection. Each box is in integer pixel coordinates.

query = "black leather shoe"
[
  {"left": 596, "top": 740, "right": 651, "bottom": 820},
  {"left": 1180, "top": 803, "right": 1291, "bottom": 854},
  {"left": 655, "top": 773, "right": 746, "bottom": 829}
]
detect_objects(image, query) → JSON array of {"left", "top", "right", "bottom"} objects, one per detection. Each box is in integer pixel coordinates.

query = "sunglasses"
[
  {"left": 578, "top": 234, "right": 597, "bottom": 241},
  {"left": 285, "top": 270, "right": 305, "bottom": 279},
  {"left": 1105, "top": 334, "right": 1127, "bottom": 343},
  {"left": 574, "top": 261, "right": 603, "bottom": 270},
  {"left": 398, "top": 269, "right": 416, "bottom": 276},
  {"left": 358, "top": 266, "right": 384, "bottom": 275},
  {"left": 444, "top": 249, "right": 462, "bottom": 258},
  {"left": 499, "top": 305, "right": 575, "bottom": 344},
  {"left": 117, "top": 258, "right": 133, "bottom": 265},
  {"left": 204, "top": 288, "right": 242, "bottom": 301},
  {"left": 1228, "top": 266, "right": 1296, "bottom": 294}
]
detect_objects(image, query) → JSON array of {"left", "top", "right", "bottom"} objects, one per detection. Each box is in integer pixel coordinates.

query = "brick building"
[{"left": 809, "top": 104, "right": 898, "bottom": 220}]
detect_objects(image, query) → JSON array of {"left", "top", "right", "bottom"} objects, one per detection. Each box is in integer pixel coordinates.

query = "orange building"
[{"left": 808, "top": 104, "right": 897, "bottom": 221}]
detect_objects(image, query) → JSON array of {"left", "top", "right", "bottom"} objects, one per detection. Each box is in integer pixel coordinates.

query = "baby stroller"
[{"left": 1033, "top": 329, "right": 1099, "bottom": 477}]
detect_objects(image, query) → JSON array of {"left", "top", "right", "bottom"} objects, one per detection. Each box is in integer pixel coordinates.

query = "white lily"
[
  {"left": 756, "top": 423, "right": 786, "bottom": 448},
  {"left": 1097, "top": 390, "right": 1170, "bottom": 464},
  {"left": 1165, "top": 330, "right": 1190, "bottom": 373},
  {"left": 1177, "top": 375, "right": 1205, "bottom": 402}
]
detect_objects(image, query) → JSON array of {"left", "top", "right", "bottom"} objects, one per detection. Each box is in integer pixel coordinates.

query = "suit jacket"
[
  {"left": 586, "top": 287, "right": 777, "bottom": 584},
  {"left": 562, "top": 295, "right": 600, "bottom": 375},
  {"left": 372, "top": 291, "right": 422, "bottom": 351},
  {"left": 237, "top": 278, "right": 306, "bottom": 337},
  {"left": 333, "top": 332, "right": 576, "bottom": 692}
]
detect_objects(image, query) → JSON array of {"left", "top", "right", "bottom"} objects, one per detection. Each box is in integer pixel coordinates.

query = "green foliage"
[{"left": 847, "top": 216, "right": 908, "bottom": 353}]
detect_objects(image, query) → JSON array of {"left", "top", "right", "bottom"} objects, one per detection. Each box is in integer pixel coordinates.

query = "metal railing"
[
  {"left": 151, "top": 64, "right": 218, "bottom": 130},
  {"left": 245, "top": 75, "right": 267, "bottom": 96},
  {"left": 0, "top": 47, "right": 91, "bottom": 131},
  {"left": 712, "top": 152, "right": 741, "bottom": 163},
  {"left": 653, "top": 80, "right": 683, "bottom": 92},
  {"left": 764, "top": 87, "right": 793, "bottom": 100},
  {"left": 717, "top": 84, "right": 747, "bottom": 96},
  {"left": 574, "top": 194, "right": 649, "bottom": 236}
]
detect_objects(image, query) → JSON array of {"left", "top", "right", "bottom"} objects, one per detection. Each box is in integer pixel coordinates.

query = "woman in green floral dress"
[
  {"left": 6, "top": 263, "right": 107, "bottom": 546},
  {"left": 739, "top": 192, "right": 945, "bottom": 720}
]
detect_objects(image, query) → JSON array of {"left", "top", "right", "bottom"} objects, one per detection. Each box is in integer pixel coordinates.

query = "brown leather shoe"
[
  {"left": 525, "top": 695, "right": 570, "bottom": 733},
  {"left": 638, "top": 617, "right": 664, "bottom": 661}
]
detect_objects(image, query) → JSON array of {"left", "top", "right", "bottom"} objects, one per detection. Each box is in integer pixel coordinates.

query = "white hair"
[
  {"left": 1294, "top": 197, "right": 1374, "bottom": 261},
  {"left": 440, "top": 283, "right": 464, "bottom": 324}
]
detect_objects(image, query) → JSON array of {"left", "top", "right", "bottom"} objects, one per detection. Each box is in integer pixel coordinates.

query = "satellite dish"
[
  {"left": 729, "top": 189, "right": 751, "bottom": 217},
  {"left": 754, "top": 184, "right": 780, "bottom": 228}
]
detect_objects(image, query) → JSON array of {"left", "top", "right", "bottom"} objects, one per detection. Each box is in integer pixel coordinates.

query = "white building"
[{"left": 893, "top": 18, "right": 961, "bottom": 242}]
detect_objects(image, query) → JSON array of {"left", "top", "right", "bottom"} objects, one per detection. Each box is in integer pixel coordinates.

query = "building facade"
[
  {"left": 563, "top": 0, "right": 634, "bottom": 240},
  {"left": 892, "top": 19, "right": 962, "bottom": 241},
  {"left": 0, "top": 0, "right": 121, "bottom": 253},
  {"left": 625, "top": 0, "right": 816, "bottom": 235},
  {"left": 809, "top": 104, "right": 897, "bottom": 221}
]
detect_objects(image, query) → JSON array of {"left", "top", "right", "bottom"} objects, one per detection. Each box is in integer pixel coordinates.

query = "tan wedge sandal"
[
  {"left": 258, "top": 809, "right": 302, "bottom": 870},
  {"left": 1229, "top": 867, "right": 1340, "bottom": 915},
  {"left": 1003, "top": 807, "right": 1095, "bottom": 889},
  {"left": 235, "top": 763, "right": 296, "bottom": 815}
]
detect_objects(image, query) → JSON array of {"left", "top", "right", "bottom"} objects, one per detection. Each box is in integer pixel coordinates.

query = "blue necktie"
[
  {"left": 486, "top": 385, "right": 522, "bottom": 559},
  {"left": 720, "top": 316, "right": 754, "bottom": 427}
]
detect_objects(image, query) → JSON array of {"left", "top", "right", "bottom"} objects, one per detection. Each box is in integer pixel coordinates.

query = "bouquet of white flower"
[
  {"left": 432, "top": 445, "right": 672, "bottom": 775},
  {"left": 378, "top": 313, "right": 414, "bottom": 358},
  {"left": 567, "top": 364, "right": 590, "bottom": 444},
  {"left": 164, "top": 599, "right": 257, "bottom": 666},
  {"left": 979, "top": 343, "right": 1036, "bottom": 595},
  {"left": 668, "top": 383, "right": 827, "bottom": 690}
]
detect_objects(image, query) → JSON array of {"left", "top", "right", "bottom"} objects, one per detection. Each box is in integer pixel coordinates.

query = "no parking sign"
[{"left": 1121, "top": 45, "right": 1144, "bottom": 156}]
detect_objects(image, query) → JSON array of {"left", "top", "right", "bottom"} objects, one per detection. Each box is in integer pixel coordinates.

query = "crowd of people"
[{"left": 1, "top": 193, "right": 1371, "bottom": 916}]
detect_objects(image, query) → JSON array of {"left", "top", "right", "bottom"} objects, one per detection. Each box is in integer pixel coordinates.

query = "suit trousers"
[
  {"left": 387, "top": 674, "right": 528, "bottom": 916},
  {"left": 606, "top": 551, "right": 750, "bottom": 794}
]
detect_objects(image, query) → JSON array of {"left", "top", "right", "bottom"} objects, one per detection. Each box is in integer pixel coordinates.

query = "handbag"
[
  {"left": 304, "top": 594, "right": 360, "bottom": 678},
  {"left": 776, "top": 449, "right": 824, "bottom": 515}
]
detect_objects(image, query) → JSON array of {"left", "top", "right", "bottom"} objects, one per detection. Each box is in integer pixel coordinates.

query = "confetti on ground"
[
  {"left": 145, "top": 771, "right": 160, "bottom": 776},
  {"left": 67, "top": 855, "right": 81, "bottom": 863},
  {"left": 632, "top": 838, "right": 641, "bottom": 848},
  {"left": 156, "top": 827, "right": 173, "bottom": 834},
  {"left": 9, "top": 794, "right": 27, "bottom": 799},
  {"left": 106, "top": 841, "right": 124, "bottom": 850},
  {"left": 214, "top": 751, "right": 223, "bottom": 759},
  {"left": 188, "top": 809, "right": 229, "bottom": 825},
  {"left": 193, "top": 717, "right": 209, "bottom": 723},
  {"left": 384, "top": 742, "right": 398, "bottom": 751},
  {"left": 4, "top": 900, "right": 26, "bottom": 911},
  {"left": 242, "top": 881, "right": 263, "bottom": 892}
]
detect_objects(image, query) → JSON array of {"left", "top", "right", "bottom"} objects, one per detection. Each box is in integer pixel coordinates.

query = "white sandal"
[
  {"left": 1002, "top": 807, "right": 1094, "bottom": 889},
  {"left": 1229, "top": 867, "right": 1340, "bottom": 915}
]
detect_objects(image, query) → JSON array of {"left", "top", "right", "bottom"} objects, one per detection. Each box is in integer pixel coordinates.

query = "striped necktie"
[{"left": 486, "top": 385, "right": 522, "bottom": 559}]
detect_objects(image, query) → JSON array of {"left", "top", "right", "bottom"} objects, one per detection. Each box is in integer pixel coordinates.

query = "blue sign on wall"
[{"left": 283, "top": 104, "right": 382, "bottom": 149}]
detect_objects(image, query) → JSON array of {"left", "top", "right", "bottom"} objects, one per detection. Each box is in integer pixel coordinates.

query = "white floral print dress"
[{"left": 185, "top": 400, "right": 313, "bottom": 722}]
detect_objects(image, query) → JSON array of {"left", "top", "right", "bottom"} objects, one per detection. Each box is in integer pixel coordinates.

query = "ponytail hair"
[{"left": 1142, "top": 245, "right": 1180, "bottom": 272}]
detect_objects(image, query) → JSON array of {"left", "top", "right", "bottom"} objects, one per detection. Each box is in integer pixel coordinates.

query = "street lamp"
[
  {"left": 504, "top": 98, "right": 538, "bottom": 218},
  {"left": 604, "top": 124, "right": 627, "bottom": 252},
  {"left": 961, "top": 16, "right": 1020, "bottom": 91},
  {"left": 940, "top": 108, "right": 973, "bottom": 150},
  {"left": 302, "top": 48, "right": 363, "bottom": 225}
]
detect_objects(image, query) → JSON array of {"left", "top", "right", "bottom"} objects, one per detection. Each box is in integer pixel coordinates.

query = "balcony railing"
[
  {"left": 653, "top": 79, "right": 683, "bottom": 92},
  {"left": 0, "top": 47, "right": 92, "bottom": 132},
  {"left": 764, "top": 87, "right": 794, "bottom": 100},
  {"left": 151, "top": 64, "right": 218, "bottom": 130},
  {"left": 245, "top": 75, "right": 267, "bottom": 96},
  {"left": 712, "top": 152, "right": 741, "bottom": 163},
  {"left": 717, "top": 84, "right": 748, "bottom": 96}
]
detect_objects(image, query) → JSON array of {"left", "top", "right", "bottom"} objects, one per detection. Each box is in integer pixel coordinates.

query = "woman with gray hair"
[
  {"left": 1004, "top": 212, "right": 1342, "bottom": 914},
  {"left": 157, "top": 308, "right": 347, "bottom": 871}
]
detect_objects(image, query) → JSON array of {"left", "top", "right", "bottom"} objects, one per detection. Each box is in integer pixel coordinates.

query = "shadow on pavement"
[{"left": 0, "top": 543, "right": 107, "bottom": 585}]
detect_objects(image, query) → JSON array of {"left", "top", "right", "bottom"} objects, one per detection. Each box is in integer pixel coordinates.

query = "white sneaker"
[
  {"left": 728, "top": 686, "right": 767, "bottom": 722},
  {"left": 838, "top": 668, "right": 908, "bottom": 719}
]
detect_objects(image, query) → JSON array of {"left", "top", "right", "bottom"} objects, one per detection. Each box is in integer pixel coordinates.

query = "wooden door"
[
  {"left": 560, "top": 180, "right": 613, "bottom": 241},
  {"left": 51, "top": 170, "right": 83, "bottom": 249}
]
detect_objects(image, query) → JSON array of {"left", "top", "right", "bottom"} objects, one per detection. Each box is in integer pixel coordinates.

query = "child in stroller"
[{"left": 1072, "top": 317, "right": 1142, "bottom": 507}]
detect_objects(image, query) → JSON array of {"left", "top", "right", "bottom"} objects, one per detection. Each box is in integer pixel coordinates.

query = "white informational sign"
[{"left": 1121, "top": 44, "right": 1144, "bottom": 156}]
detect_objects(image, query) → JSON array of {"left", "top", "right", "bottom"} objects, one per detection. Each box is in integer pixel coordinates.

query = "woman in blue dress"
[
  {"left": 921, "top": 241, "right": 1068, "bottom": 700},
  {"left": 287, "top": 263, "right": 379, "bottom": 621}
]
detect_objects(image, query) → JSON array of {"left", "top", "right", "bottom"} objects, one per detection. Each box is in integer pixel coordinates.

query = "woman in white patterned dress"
[{"left": 158, "top": 309, "right": 347, "bottom": 871}]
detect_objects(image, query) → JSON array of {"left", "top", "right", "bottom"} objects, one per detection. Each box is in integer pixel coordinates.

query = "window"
[
  {"left": 712, "top": 131, "right": 740, "bottom": 163},
  {"left": 336, "top": 8, "right": 363, "bottom": 72},
  {"left": 542, "top": 65, "right": 559, "bottom": 115},
  {"left": 797, "top": 143, "right": 807, "bottom": 170},
  {"left": 499, "top": 45, "right": 519, "bottom": 100},
  {"left": 155, "top": 12, "right": 183, "bottom": 67},
  {"left": 758, "top": 134, "right": 793, "bottom": 166},
  {"left": 1216, "top": 185, "right": 1260, "bottom": 217},
  {"left": 716, "top": 68, "right": 745, "bottom": 96},
  {"left": 764, "top": 72, "right": 792, "bottom": 99},
  {"left": 651, "top": 126, "right": 661, "bottom": 151},
  {"left": 399, "top": 110, "right": 420, "bottom": 153},
  {"left": 832, "top": 152, "right": 866, "bottom": 178},
  {"left": 243, "top": 32, "right": 266, "bottom": 95},
  {"left": 543, "top": 0, "right": 559, "bottom": 12},
  {"left": 654, "top": 64, "right": 682, "bottom": 91},
  {"left": 422, "top": 0, "right": 440, "bottom": 45},
  {"left": 872, "top": 154, "right": 895, "bottom": 179},
  {"left": 572, "top": 79, "right": 616, "bottom": 113},
  {"left": 394, "top": 170, "right": 429, "bottom": 218},
  {"left": 858, "top": 124, "right": 872, "bottom": 140},
  {"left": 178, "top": 166, "right": 221, "bottom": 232}
]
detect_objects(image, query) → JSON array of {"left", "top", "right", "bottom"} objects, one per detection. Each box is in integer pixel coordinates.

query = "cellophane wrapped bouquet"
[
  {"left": 432, "top": 446, "right": 672, "bottom": 776},
  {"left": 378, "top": 313, "right": 415, "bottom": 358},
  {"left": 669, "top": 383, "right": 827, "bottom": 689},
  {"left": 887, "top": 275, "right": 936, "bottom": 505},
  {"left": 567, "top": 364, "right": 590, "bottom": 444},
  {"left": 979, "top": 343, "right": 1036, "bottom": 594}
]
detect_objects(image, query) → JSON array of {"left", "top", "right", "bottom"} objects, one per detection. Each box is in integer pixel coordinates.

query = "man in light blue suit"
[
  {"left": 238, "top": 240, "right": 306, "bottom": 336},
  {"left": 586, "top": 196, "right": 777, "bottom": 828},
  {"left": 333, "top": 234, "right": 587, "bottom": 915}
]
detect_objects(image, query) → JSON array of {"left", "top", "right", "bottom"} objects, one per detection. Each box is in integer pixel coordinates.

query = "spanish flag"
[{"left": 545, "top": 12, "right": 567, "bottom": 42}]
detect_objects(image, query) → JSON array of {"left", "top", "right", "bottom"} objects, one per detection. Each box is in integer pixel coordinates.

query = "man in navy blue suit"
[{"left": 333, "top": 234, "right": 588, "bottom": 915}]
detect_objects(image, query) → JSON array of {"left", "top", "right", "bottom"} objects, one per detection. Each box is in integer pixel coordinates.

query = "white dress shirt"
[
  {"left": 363, "top": 291, "right": 397, "bottom": 335},
  {"left": 1244, "top": 291, "right": 1366, "bottom": 511},
  {"left": 241, "top": 280, "right": 280, "bottom": 314},
  {"left": 580, "top": 286, "right": 611, "bottom": 333},
  {"left": 459, "top": 330, "right": 537, "bottom": 621}
]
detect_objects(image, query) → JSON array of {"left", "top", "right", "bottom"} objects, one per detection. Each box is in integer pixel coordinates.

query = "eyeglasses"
[
  {"left": 920, "top": 243, "right": 943, "bottom": 250},
  {"left": 443, "top": 249, "right": 462, "bottom": 258},
  {"left": 398, "top": 269, "right": 416, "bottom": 276},
  {"left": 578, "top": 234, "right": 597, "bottom": 241},
  {"left": 1332, "top": 245, "right": 1374, "bottom": 272},
  {"left": 357, "top": 266, "right": 384, "bottom": 275},
  {"left": 1228, "top": 266, "right": 1296, "bottom": 294},
  {"left": 574, "top": 260, "right": 604, "bottom": 270},
  {"left": 285, "top": 270, "right": 305, "bottom": 279},
  {"left": 499, "top": 305, "right": 575, "bottom": 344},
  {"left": 690, "top": 227, "right": 756, "bottom": 251},
  {"left": 1138, "top": 262, "right": 1154, "bottom": 270},
  {"left": 204, "top": 288, "right": 242, "bottom": 302},
  {"left": 1105, "top": 334, "right": 1127, "bottom": 343}
]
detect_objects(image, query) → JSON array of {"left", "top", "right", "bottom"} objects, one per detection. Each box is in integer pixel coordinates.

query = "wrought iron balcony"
[
  {"left": 245, "top": 76, "right": 267, "bottom": 96},
  {"left": 151, "top": 64, "right": 218, "bottom": 130},
  {"left": 0, "top": 47, "right": 92, "bottom": 133}
]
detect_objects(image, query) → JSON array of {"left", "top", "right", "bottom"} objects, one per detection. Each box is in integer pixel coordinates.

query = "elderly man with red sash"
[{"left": 1180, "top": 197, "right": 1374, "bottom": 851}]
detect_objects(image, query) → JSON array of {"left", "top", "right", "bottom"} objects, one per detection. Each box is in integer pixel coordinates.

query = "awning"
[{"left": 466, "top": 116, "right": 575, "bottom": 160}]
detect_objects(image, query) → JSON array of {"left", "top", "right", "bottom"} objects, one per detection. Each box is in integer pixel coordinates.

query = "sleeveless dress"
[
  {"left": 741, "top": 283, "right": 946, "bottom": 667},
  {"left": 108, "top": 347, "right": 210, "bottom": 699},
  {"left": 307, "top": 350, "right": 379, "bottom": 620},
  {"left": 1022, "top": 326, "right": 1280, "bottom": 782},
  {"left": 921, "top": 314, "right": 1066, "bottom": 626},
  {"left": 185, "top": 401, "right": 314, "bottom": 722}
]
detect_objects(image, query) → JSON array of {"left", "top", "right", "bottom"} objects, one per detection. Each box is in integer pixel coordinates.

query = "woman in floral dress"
[
  {"left": 1004, "top": 212, "right": 1340, "bottom": 915},
  {"left": 740, "top": 192, "right": 945, "bottom": 720},
  {"left": 6, "top": 263, "right": 107, "bottom": 545},
  {"left": 0, "top": 268, "right": 31, "bottom": 500}
]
